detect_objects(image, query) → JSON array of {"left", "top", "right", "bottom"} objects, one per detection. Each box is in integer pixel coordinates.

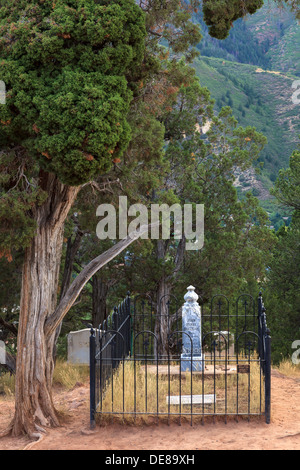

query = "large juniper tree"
[
  {"left": 0, "top": 0, "right": 208, "bottom": 439},
  {"left": 0, "top": 0, "right": 147, "bottom": 437}
]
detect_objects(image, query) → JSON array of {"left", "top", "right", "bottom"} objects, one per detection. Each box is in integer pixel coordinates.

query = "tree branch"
[
  {"left": 44, "top": 221, "right": 159, "bottom": 338},
  {"left": 0, "top": 317, "right": 18, "bottom": 336}
]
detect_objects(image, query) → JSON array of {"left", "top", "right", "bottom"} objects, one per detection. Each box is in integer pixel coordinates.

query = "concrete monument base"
[{"left": 181, "top": 354, "right": 205, "bottom": 372}]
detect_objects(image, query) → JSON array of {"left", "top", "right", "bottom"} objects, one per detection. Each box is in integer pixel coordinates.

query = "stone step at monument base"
[
  {"left": 166, "top": 394, "right": 216, "bottom": 406},
  {"left": 181, "top": 355, "right": 204, "bottom": 372}
]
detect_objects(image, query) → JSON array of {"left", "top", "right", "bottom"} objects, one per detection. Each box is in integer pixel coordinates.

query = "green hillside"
[
  {"left": 245, "top": 0, "right": 300, "bottom": 76},
  {"left": 195, "top": 56, "right": 299, "bottom": 176},
  {"left": 195, "top": 1, "right": 299, "bottom": 76},
  {"left": 192, "top": 1, "right": 299, "bottom": 227},
  {"left": 266, "top": 22, "right": 300, "bottom": 76}
]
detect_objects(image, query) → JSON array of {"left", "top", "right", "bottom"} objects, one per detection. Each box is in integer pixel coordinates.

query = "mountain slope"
[
  {"left": 194, "top": 56, "right": 299, "bottom": 178},
  {"left": 191, "top": 2, "right": 299, "bottom": 226},
  {"left": 195, "top": 0, "right": 299, "bottom": 76}
]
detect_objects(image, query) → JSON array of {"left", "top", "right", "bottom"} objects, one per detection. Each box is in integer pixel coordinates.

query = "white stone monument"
[{"left": 181, "top": 286, "right": 204, "bottom": 372}]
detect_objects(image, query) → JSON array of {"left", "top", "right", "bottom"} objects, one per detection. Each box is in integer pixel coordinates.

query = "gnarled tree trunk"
[
  {"left": 12, "top": 173, "right": 79, "bottom": 438},
  {"left": 10, "top": 172, "right": 158, "bottom": 438},
  {"left": 155, "top": 274, "right": 172, "bottom": 358},
  {"left": 154, "top": 238, "right": 186, "bottom": 358}
]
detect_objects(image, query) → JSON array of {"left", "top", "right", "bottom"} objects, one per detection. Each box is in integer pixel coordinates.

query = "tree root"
[
  {"left": 278, "top": 432, "right": 300, "bottom": 440},
  {"left": 0, "top": 421, "right": 13, "bottom": 438},
  {"left": 0, "top": 419, "right": 48, "bottom": 449},
  {"left": 22, "top": 433, "right": 45, "bottom": 450}
]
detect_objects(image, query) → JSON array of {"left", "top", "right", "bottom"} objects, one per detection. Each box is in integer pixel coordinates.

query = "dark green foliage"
[
  {"left": 271, "top": 150, "right": 300, "bottom": 211},
  {"left": 202, "top": 0, "right": 264, "bottom": 39},
  {"left": 266, "top": 149, "right": 300, "bottom": 362},
  {"left": 196, "top": 11, "right": 270, "bottom": 68},
  {"left": 141, "top": 0, "right": 202, "bottom": 60},
  {"left": 0, "top": 0, "right": 146, "bottom": 186},
  {"left": 0, "top": 150, "right": 47, "bottom": 254}
]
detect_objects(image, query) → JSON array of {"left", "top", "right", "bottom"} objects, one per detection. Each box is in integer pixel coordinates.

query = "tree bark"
[
  {"left": 12, "top": 173, "right": 80, "bottom": 438},
  {"left": 60, "top": 230, "right": 84, "bottom": 300},
  {"left": 154, "top": 238, "right": 186, "bottom": 357},
  {"left": 92, "top": 275, "right": 109, "bottom": 328},
  {"left": 154, "top": 240, "right": 171, "bottom": 357},
  {"left": 155, "top": 274, "right": 172, "bottom": 358},
  {"left": 52, "top": 228, "right": 85, "bottom": 361}
]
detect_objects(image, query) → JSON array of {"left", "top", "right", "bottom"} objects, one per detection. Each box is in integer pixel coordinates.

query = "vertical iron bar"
[
  {"left": 89, "top": 328, "right": 96, "bottom": 430},
  {"left": 142, "top": 300, "right": 145, "bottom": 357},
  {"left": 248, "top": 341, "right": 251, "bottom": 421},
  {"left": 156, "top": 337, "right": 159, "bottom": 425},
  {"left": 258, "top": 292, "right": 263, "bottom": 365},
  {"left": 99, "top": 330, "right": 103, "bottom": 415},
  {"left": 236, "top": 339, "right": 239, "bottom": 422},
  {"left": 210, "top": 301, "right": 213, "bottom": 362},
  {"left": 244, "top": 300, "right": 247, "bottom": 353},
  {"left": 134, "top": 339, "right": 137, "bottom": 424},
  {"left": 127, "top": 293, "right": 131, "bottom": 356},
  {"left": 122, "top": 355, "right": 125, "bottom": 419},
  {"left": 145, "top": 336, "right": 148, "bottom": 414},
  {"left": 213, "top": 340, "right": 216, "bottom": 423},
  {"left": 179, "top": 342, "right": 182, "bottom": 427},
  {"left": 111, "top": 339, "right": 114, "bottom": 424},
  {"left": 218, "top": 301, "right": 221, "bottom": 358},
  {"left": 225, "top": 338, "right": 228, "bottom": 424},
  {"left": 265, "top": 328, "right": 271, "bottom": 424},
  {"left": 202, "top": 351, "right": 205, "bottom": 425},
  {"left": 168, "top": 344, "right": 171, "bottom": 426},
  {"left": 190, "top": 340, "right": 193, "bottom": 427}
]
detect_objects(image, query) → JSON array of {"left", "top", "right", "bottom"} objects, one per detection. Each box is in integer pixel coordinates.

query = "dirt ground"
[{"left": 0, "top": 369, "right": 300, "bottom": 451}]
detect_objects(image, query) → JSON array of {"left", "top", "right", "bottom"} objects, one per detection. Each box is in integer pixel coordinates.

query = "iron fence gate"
[{"left": 90, "top": 291, "right": 271, "bottom": 428}]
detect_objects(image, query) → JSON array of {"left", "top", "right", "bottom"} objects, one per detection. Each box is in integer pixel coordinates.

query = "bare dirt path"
[{"left": 0, "top": 369, "right": 300, "bottom": 450}]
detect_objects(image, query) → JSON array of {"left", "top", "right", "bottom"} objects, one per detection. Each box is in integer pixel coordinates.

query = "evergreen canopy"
[
  {"left": 202, "top": 0, "right": 264, "bottom": 39},
  {"left": 0, "top": 0, "right": 146, "bottom": 186}
]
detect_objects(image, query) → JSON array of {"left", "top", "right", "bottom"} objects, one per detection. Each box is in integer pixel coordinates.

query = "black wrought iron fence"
[
  {"left": 90, "top": 291, "right": 271, "bottom": 428},
  {"left": 89, "top": 293, "right": 131, "bottom": 428}
]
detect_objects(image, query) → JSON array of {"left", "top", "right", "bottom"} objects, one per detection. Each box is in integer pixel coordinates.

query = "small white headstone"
[
  {"left": 0, "top": 340, "right": 6, "bottom": 365},
  {"left": 67, "top": 329, "right": 93, "bottom": 365}
]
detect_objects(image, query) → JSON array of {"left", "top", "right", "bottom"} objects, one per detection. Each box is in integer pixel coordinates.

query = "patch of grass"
[
  {"left": 0, "top": 371, "right": 15, "bottom": 397},
  {"left": 0, "top": 361, "right": 90, "bottom": 399},
  {"left": 97, "top": 358, "right": 264, "bottom": 425},
  {"left": 274, "top": 359, "right": 300, "bottom": 378},
  {"left": 52, "top": 360, "right": 89, "bottom": 390}
]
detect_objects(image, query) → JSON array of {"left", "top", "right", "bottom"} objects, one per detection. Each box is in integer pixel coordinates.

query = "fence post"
[
  {"left": 258, "top": 292, "right": 263, "bottom": 360},
  {"left": 90, "top": 327, "right": 96, "bottom": 429},
  {"left": 112, "top": 307, "right": 118, "bottom": 369},
  {"left": 127, "top": 291, "right": 131, "bottom": 356},
  {"left": 265, "top": 327, "right": 271, "bottom": 424}
]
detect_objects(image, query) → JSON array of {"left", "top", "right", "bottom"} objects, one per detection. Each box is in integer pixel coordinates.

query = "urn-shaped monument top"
[{"left": 184, "top": 285, "right": 199, "bottom": 303}]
